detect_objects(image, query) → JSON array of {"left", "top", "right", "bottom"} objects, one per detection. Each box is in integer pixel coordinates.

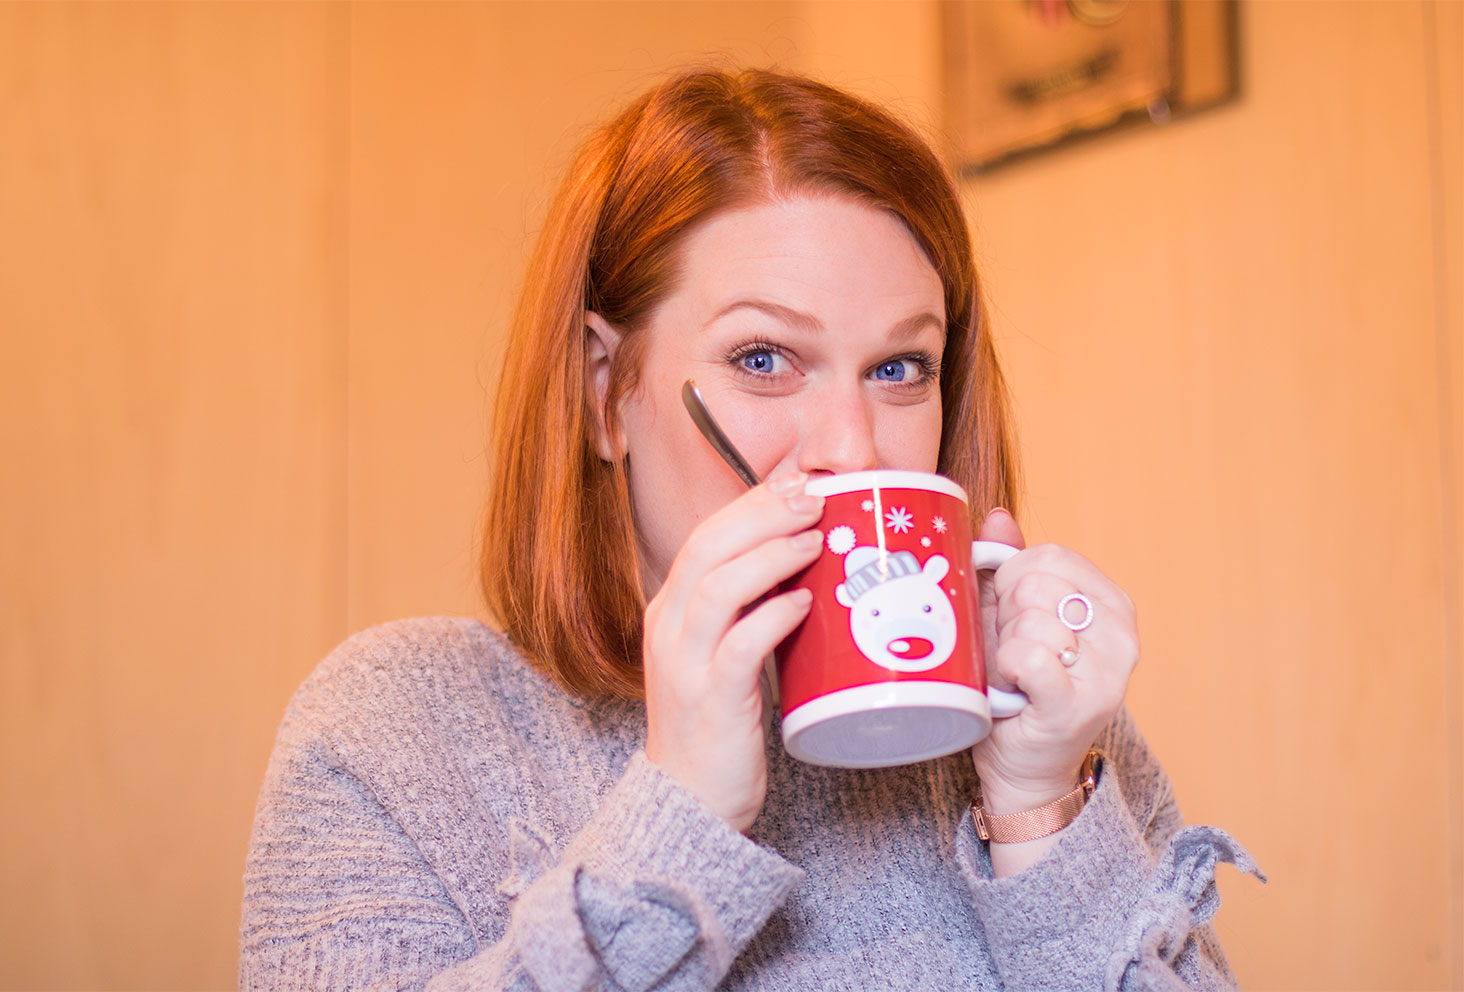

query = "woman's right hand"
[{"left": 642, "top": 470, "right": 825, "bottom": 834}]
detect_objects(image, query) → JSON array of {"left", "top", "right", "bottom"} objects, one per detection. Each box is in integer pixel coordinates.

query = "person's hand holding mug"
[
  {"left": 641, "top": 466, "right": 1139, "bottom": 850},
  {"left": 641, "top": 471, "right": 824, "bottom": 834},
  {"left": 971, "top": 507, "right": 1140, "bottom": 871}
]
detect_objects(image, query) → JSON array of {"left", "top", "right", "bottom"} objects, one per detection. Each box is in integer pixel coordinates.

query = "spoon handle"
[{"left": 681, "top": 380, "right": 761, "bottom": 488}]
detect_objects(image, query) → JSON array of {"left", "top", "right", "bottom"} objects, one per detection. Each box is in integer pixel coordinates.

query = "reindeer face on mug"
[{"left": 835, "top": 547, "right": 958, "bottom": 673}]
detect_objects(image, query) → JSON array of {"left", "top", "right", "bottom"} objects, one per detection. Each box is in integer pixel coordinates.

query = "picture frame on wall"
[{"left": 942, "top": 0, "right": 1239, "bottom": 172}]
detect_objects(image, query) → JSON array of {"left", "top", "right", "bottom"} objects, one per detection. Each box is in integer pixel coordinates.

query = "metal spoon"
[
  {"left": 681, "top": 380, "right": 760, "bottom": 488},
  {"left": 682, "top": 379, "right": 777, "bottom": 702}
]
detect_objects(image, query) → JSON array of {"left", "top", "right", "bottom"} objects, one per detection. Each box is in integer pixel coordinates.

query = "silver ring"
[
  {"left": 1058, "top": 647, "right": 1080, "bottom": 667},
  {"left": 1058, "top": 592, "right": 1095, "bottom": 632}
]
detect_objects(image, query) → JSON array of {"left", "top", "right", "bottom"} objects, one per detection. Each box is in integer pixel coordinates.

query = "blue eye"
[
  {"left": 873, "top": 360, "right": 908, "bottom": 382},
  {"left": 742, "top": 350, "right": 775, "bottom": 373},
  {"left": 726, "top": 342, "right": 797, "bottom": 382}
]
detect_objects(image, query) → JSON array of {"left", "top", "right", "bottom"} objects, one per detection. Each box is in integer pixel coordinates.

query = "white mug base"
[{"left": 781, "top": 681, "right": 993, "bottom": 768}]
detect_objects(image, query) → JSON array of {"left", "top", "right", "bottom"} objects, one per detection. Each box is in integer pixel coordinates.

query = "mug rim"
[{"left": 804, "top": 469, "right": 967, "bottom": 503}]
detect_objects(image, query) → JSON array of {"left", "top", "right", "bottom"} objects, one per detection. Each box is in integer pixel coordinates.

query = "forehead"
[{"left": 665, "top": 195, "right": 945, "bottom": 320}]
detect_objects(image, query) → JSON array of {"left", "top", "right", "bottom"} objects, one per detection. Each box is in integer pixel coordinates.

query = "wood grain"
[{"left": 0, "top": 3, "right": 347, "bottom": 987}]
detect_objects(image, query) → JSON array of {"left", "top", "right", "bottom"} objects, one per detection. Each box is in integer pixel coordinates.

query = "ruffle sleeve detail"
[
  {"left": 1103, "top": 827, "right": 1265, "bottom": 992},
  {"left": 497, "top": 752, "right": 802, "bottom": 992},
  {"left": 498, "top": 819, "right": 558, "bottom": 900},
  {"left": 575, "top": 872, "right": 704, "bottom": 992},
  {"left": 956, "top": 757, "right": 1262, "bottom": 991}
]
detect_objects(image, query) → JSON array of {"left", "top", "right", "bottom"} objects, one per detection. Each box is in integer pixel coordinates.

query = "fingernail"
[
  {"left": 986, "top": 506, "right": 1011, "bottom": 519},
  {"left": 787, "top": 493, "right": 823, "bottom": 514},
  {"left": 793, "top": 529, "right": 823, "bottom": 551},
  {"left": 788, "top": 587, "right": 813, "bottom": 607},
  {"left": 769, "top": 472, "right": 808, "bottom": 496}
]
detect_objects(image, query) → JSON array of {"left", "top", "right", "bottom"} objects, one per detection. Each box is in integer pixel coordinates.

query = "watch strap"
[{"left": 973, "top": 750, "right": 1101, "bottom": 844}]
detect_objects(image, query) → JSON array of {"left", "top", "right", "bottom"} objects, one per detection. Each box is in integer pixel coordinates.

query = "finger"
[
  {"left": 687, "top": 473, "right": 823, "bottom": 569},
  {"left": 992, "top": 543, "right": 1133, "bottom": 619},
  {"left": 662, "top": 478, "right": 824, "bottom": 612},
  {"left": 998, "top": 570, "right": 1087, "bottom": 626},
  {"left": 987, "top": 606, "right": 1070, "bottom": 695},
  {"left": 680, "top": 529, "right": 824, "bottom": 658},
  {"left": 989, "top": 616, "right": 1138, "bottom": 717},
  {"left": 993, "top": 636, "right": 1075, "bottom": 707},
  {"left": 712, "top": 587, "right": 815, "bottom": 690},
  {"left": 992, "top": 571, "right": 1102, "bottom": 688},
  {"left": 997, "top": 605, "right": 1075, "bottom": 654},
  {"left": 975, "top": 506, "right": 1025, "bottom": 549}
]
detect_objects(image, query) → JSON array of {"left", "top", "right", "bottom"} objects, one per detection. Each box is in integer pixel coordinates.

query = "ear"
[
  {"left": 584, "top": 311, "right": 625, "bottom": 461},
  {"left": 923, "top": 554, "right": 949, "bottom": 583}
]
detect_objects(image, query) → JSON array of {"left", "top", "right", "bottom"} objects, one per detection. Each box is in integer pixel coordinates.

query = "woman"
[{"left": 241, "top": 68, "right": 1260, "bottom": 990}]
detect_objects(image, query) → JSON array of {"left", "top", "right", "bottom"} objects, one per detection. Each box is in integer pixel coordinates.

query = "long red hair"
[{"left": 482, "top": 69, "right": 1020, "bottom": 698}]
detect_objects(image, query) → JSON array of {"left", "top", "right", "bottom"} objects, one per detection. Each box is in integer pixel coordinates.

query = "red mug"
[{"left": 777, "top": 470, "right": 1027, "bottom": 767}]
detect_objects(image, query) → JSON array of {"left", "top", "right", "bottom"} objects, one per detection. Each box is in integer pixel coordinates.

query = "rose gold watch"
[{"left": 973, "top": 750, "right": 1102, "bottom": 844}]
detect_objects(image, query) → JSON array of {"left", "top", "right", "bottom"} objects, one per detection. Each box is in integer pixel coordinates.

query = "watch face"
[{"left": 1083, "top": 749, "right": 1103, "bottom": 792}]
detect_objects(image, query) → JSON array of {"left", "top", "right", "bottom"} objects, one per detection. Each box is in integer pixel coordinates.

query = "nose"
[{"left": 796, "top": 384, "right": 879, "bottom": 476}]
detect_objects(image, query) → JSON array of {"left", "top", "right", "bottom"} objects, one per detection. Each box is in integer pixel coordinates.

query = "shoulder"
[
  {"left": 265, "top": 616, "right": 641, "bottom": 818},
  {"left": 277, "top": 617, "right": 546, "bottom": 753},
  {"left": 245, "top": 620, "right": 548, "bottom": 958},
  {"left": 312, "top": 614, "right": 511, "bottom": 681},
  {"left": 302, "top": 615, "right": 522, "bottom": 697}
]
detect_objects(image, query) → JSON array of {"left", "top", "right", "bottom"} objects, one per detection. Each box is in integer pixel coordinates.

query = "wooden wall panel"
[
  {"left": 781, "top": 0, "right": 943, "bottom": 141},
  {"left": 345, "top": 1, "right": 802, "bottom": 630},
  {"left": 967, "top": 2, "right": 1461, "bottom": 987},
  {"left": 1, "top": 1, "right": 1457, "bottom": 989},
  {"left": 1428, "top": 0, "right": 1464, "bottom": 982},
  {"left": 0, "top": 3, "right": 347, "bottom": 988}
]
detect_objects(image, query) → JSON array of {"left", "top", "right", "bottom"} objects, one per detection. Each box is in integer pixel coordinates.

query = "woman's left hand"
[{"left": 970, "top": 508, "right": 1140, "bottom": 824}]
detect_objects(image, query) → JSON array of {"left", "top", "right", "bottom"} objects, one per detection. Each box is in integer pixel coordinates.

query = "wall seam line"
[
  {"left": 341, "top": 0, "right": 355, "bottom": 641},
  {"left": 1421, "top": 2, "right": 1463, "bottom": 985}
]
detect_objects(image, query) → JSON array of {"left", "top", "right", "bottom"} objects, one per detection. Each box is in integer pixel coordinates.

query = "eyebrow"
[{"left": 706, "top": 300, "right": 945, "bottom": 340}]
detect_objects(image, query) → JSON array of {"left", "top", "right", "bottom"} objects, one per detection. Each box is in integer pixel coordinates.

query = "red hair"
[{"left": 482, "top": 69, "right": 1020, "bottom": 698}]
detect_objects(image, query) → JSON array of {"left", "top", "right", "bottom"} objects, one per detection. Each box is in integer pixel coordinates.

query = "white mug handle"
[{"left": 971, "top": 541, "right": 1029, "bottom": 719}]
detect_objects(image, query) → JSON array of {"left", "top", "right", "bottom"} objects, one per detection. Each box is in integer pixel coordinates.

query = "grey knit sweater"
[{"left": 240, "top": 617, "right": 1261, "bottom": 991}]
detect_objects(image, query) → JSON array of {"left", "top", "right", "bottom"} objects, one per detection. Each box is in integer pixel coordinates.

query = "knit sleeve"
[
  {"left": 239, "top": 718, "right": 478, "bottom": 990},
  {"left": 240, "top": 630, "right": 802, "bottom": 992},
  {"left": 435, "top": 753, "right": 802, "bottom": 992},
  {"left": 954, "top": 709, "right": 1264, "bottom": 991}
]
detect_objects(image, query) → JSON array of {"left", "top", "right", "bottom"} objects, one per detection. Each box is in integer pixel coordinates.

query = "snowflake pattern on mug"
[{"left": 827, "top": 525, "right": 857, "bottom": 556}]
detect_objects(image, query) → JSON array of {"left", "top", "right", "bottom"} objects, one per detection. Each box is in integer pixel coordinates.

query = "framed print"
[{"left": 943, "top": 0, "right": 1239, "bottom": 172}]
